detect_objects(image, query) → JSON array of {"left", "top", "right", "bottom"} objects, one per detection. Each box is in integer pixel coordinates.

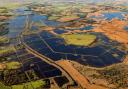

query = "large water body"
[
  {"left": 7, "top": 6, "right": 126, "bottom": 67},
  {"left": 23, "top": 32, "right": 126, "bottom": 67},
  {"left": 4, "top": 6, "right": 63, "bottom": 78},
  {"left": 7, "top": 6, "right": 63, "bottom": 38}
]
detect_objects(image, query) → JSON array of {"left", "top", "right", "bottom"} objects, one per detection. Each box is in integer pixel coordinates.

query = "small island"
[{"left": 60, "top": 33, "right": 97, "bottom": 46}]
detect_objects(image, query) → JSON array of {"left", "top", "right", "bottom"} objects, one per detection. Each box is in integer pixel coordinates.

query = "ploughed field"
[{"left": 23, "top": 31, "right": 126, "bottom": 67}]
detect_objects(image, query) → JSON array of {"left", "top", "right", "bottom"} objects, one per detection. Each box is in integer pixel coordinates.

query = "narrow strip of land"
[
  {"left": 22, "top": 42, "right": 74, "bottom": 84},
  {"left": 56, "top": 60, "right": 109, "bottom": 89},
  {"left": 56, "top": 60, "right": 90, "bottom": 89}
]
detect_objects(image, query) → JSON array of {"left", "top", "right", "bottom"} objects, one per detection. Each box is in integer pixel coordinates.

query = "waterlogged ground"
[
  {"left": 4, "top": 6, "right": 126, "bottom": 67},
  {"left": 0, "top": 3, "right": 128, "bottom": 89}
]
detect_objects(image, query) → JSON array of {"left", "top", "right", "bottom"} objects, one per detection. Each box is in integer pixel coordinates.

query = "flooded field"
[
  {"left": 0, "top": 2, "right": 128, "bottom": 89},
  {"left": 23, "top": 31, "right": 126, "bottom": 67}
]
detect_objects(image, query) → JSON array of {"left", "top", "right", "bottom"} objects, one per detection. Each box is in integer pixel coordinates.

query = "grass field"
[
  {"left": 0, "top": 82, "right": 10, "bottom": 89},
  {"left": 61, "top": 34, "right": 96, "bottom": 46},
  {"left": 0, "top": 46, "right": 15, "bottom": 55},
  {"left": 0, "top": 3, "right": 21, "bottom": 9},
  {"left": 0, "top": 36, "right": 9, "bottom": 44},
  {"left": 12, "top": 80, "right": 45, "bottom": 89},
  {"left": 0, "top": 79, "right": 45, "bottom": 89},
  {"left": 48, "top": 15, "right": 61, "bottom": 20},
  {"left": 6, "top": 61, "right": 21, "bottom": 69}
]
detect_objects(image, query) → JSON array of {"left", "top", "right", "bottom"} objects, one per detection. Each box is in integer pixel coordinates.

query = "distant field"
[
  {"left": 0, "top": 3, "right": 21, "bottom": 9},
  {"left": 57, "top": 15, "right": 80, "bottom": 22},
  {"left": 0, "top": 36, "right": 9, "bottom": 44},
  {"left": 48, "top": 15, "right": 61, "bottom": 20},
  {"left": 61, "top": 34, "right": 96, "bottom": 46}
]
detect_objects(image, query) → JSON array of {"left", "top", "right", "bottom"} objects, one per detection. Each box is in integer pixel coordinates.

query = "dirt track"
[
  {"left": 56, "top": 60, "right": 90, "bottom": 89},
  {"left": 56, "top": 60, "right": 109, "bottom": 89}
]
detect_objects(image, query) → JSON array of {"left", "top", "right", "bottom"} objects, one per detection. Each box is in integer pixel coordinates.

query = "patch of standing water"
[
  {"left": 124, "top": 26, "right": 128, "bottom": 31},
  {"left": 80, "top": 25, "right": 94, "bottom": 30},
  {"left": 12, "top": 6, "right": 32, "bottom": 15},
  {"left": 103, "top": 12, "right": 126, "bottom": 20},
  {"left": 31, "top": 26, "right": 38, "bottom": 31},
  {"left": 54, "top": 29, "right": 68, "bottom": 34},
  {"left": 31, "top": 14, "right": 48, "bottom": 22},
  {"left": 7, "top": 15, "right": 26, "bottom": 38},
  {"left": 6, "top": 6, "right": 63, "bottom": 38},
  {"left": 90, "top": 12, "right": 127, "bottom": 20}
]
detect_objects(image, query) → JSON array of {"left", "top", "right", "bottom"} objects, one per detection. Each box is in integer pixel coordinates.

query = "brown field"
[
  {"left": 123, "top": 56, "right": 128, "bottom": 64},
  {"left": 93, "top": 19, "right": 128, "bottom": 44},
  {"left": 57, "top": 15, "right": 80, "bottom": 22},
  {"left": 0, "top": 16, "right": 9, "bottom": 20}
]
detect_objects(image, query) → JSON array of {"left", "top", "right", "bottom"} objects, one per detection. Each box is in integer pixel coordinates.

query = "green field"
[
  {"left": 0, "top": 36, "right": 9, "bottom": 44},
  {"left": 0, "top": 80, "right": 45, "bottom": 89},
  {"left": 5, "top": 61, "right": 21, "bottom": 69},
  {"left": 61, "top": 34, "right": 96, "bottom": 46},
  {"left": 12, "top": 80, "right": 45, "bottom": 89},
  {"left": 48, "top": 15, "right": 61, "bottom": 20},
  {"left": 0, "top": 3, "right": 21, "bottom": 9},
  {"left": 0, "top": 82, "right": 10, "bottom": 89},
  {"left": 0, "top": 46, "right": 15, "bottom": 55}
]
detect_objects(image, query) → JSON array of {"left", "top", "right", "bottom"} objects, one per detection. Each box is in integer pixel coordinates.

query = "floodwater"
[
  {"left": 90, "top": 12, "right": 127, "bottom": 20},
  {"left": 124, "top": 26, "right": 128, "bottom": 31},
  {"left": 7, "top": 6, "right": 126, "bottom": 67},
  {"left": 6, "top": 6, "right": 63, "bottom": 38},
  {"left": 103, "top": 12, "right": 126, "bottom": 20},
  {"left": 23, "top": 32, "right": 126, "bottom": 67},
  {"left": 80, "top": 25, "right": 94, "bottom": 30}
]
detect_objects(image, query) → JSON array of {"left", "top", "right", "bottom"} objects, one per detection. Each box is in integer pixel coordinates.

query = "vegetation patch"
[
  {"left": 48, "top": 15, "right": 61, "bottom": 20},
  {"left": 5, "top": 62, "right": 21, "bottom": 70},
  {"left": 0, "top": 3, "right": 21, "bottom": 9},
  {"left": 57, "top": 15, "right": 80, "bottom": 22},
  {"left": 89, "top": 64, "right": 128, "bottom": 89},
  {"left": 0, "top": 80, "right": 46, "bottom": 89},
  {"left": 0, "top": 82, "right": 10, "bottom": 89},
  {"left": 0, "top": 46, "right": 15, "bottom": 56},
  {"left": 99, "top": 64, "right": 128, "bottom": 88},
  {"left": 60, "top": 33, "right": 97, "bottom": 46},
  {"left": 0, "top": 36, "right": 9, "bottom": 44},
  {"left": 12, "top": 80, "right": 46, "bottom": 89}
]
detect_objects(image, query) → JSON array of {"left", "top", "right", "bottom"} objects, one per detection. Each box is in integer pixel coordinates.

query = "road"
[
  {"left": 22, "top": 41, "right": 74, "bottom": 85},
  {"left": 56, "top": 60, "right": 90, "bottom": 89},
  {"left": 20, "top": 14, "right": 109, "bottom": 89}
]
